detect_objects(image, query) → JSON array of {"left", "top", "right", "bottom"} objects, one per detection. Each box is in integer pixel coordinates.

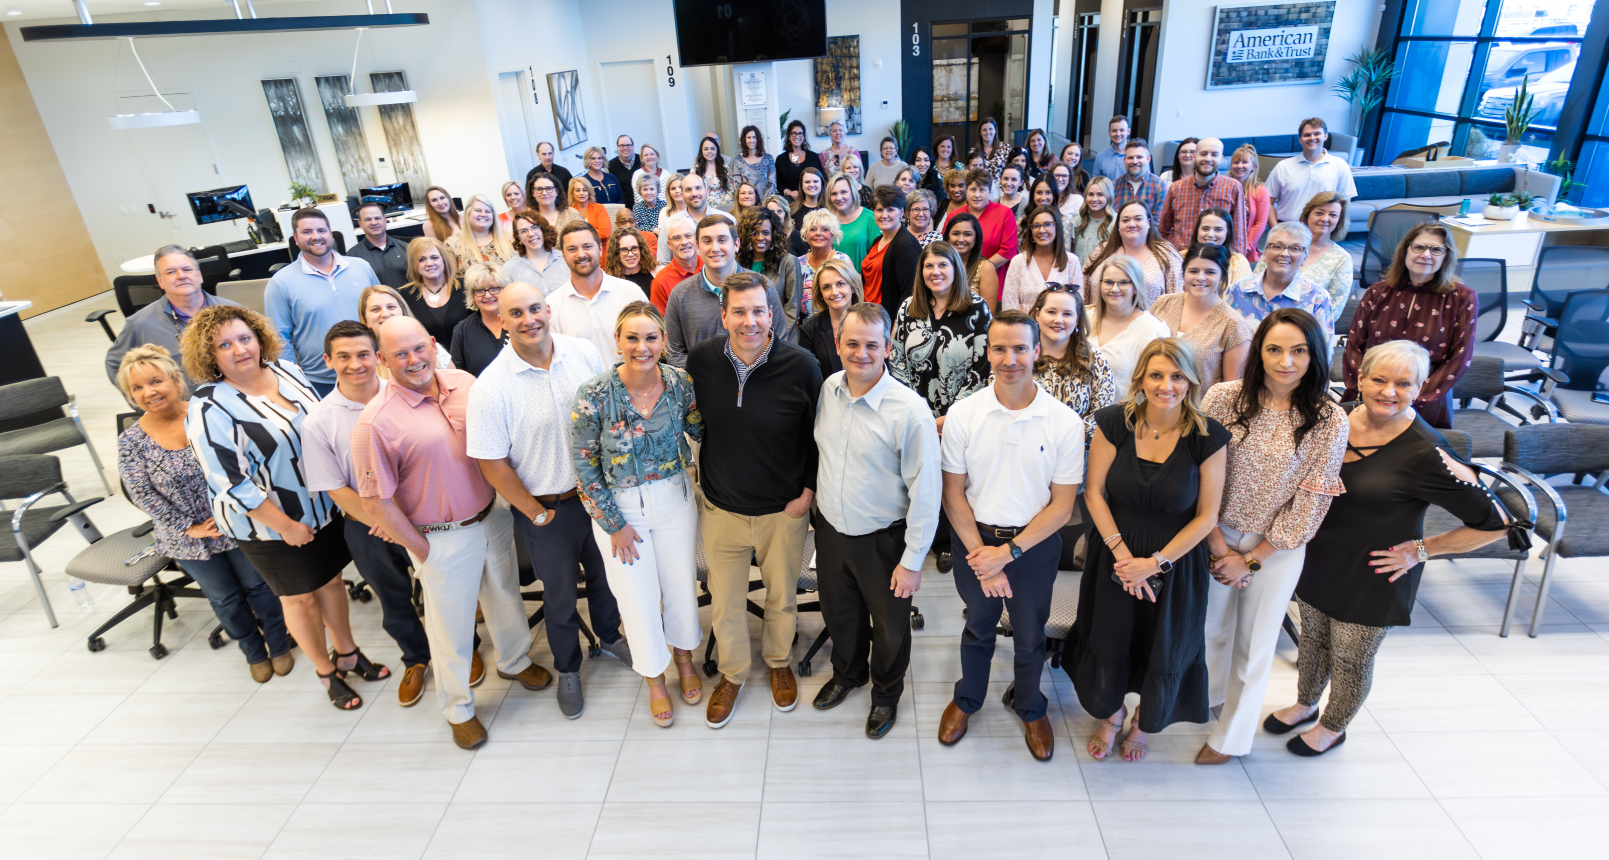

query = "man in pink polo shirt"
[{"left": 353, "top": 316, "right": 551, "bottom": 751}]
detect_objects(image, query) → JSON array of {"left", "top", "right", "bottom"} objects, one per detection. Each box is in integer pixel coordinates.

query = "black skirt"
[{"left": 236, "top": 512, "right": 352, "bottom": 596}]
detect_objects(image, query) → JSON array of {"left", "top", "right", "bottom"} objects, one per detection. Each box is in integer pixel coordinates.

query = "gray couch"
[
  {"left": 1158, "top": 131, "right": 1358, "bottom": 174},
  {"left": 1347, "top": 165, "right": 1560, "bottom": 233}
]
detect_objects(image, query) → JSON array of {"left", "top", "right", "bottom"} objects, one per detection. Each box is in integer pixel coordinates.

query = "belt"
[
  {"left": 417, "top": 501, "right": 495, "bottom": 535},
  {"left": 976, "top": 522, "right": 1026, "bottom": 539},
  {"left": 534, "top": 488, "right": 579, "bottom": 506}
]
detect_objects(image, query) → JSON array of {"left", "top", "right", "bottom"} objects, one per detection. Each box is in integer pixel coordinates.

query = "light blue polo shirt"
[{"left": 263, "top": 252, "right": 379, "bottom": 387}]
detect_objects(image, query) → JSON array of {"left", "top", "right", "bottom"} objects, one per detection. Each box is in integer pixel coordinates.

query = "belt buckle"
[{"left": 993, "top": 527, "right": 1017, "bottom": 539}]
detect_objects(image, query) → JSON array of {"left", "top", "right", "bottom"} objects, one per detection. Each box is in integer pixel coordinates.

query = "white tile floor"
[{"left": 3, "top": 294, "right": 1607, "bottom": 859}]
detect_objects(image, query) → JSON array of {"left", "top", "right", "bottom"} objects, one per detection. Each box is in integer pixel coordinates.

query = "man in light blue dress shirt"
[
  {"left": 264, "top": 208, "right": 379, "bottom": 397},
  {"left": 811, "top": 301, "right": 941, "bottom": 739}
]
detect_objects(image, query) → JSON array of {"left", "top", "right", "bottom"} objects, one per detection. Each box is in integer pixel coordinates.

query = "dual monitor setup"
[{"left": 183, "top": 182, "right": 415, "bottom": 244}]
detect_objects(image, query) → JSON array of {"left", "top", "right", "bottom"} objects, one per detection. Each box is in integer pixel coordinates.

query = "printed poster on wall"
[{"left": 1206, "top": 1, "right": 1336, "bottom": 89}]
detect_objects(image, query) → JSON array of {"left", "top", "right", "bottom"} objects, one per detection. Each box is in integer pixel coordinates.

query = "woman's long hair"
[
  {"left": 1030, "top": 286, "right": 1095, "bottom": 385},
  {"left": 1083, "top": 199, "right": 1174, "bottom": 283},
  {"left": 791, "top": 167, "right": 826, "bottom": 215},
  {"left": 1195, "top": 206, "right": 1238, "bottom": 250},
  {"left": 910, "top": 241, "right": 976, "bottom": 319},
  {"left": 447, "top": 194, "right": 516, "bottom": 263},
  {"left": 694, "top": 135, "right": 730, "bottom": 192},
  {"left": 527, "top": 172, "right": 568, "bottom": 215},
  {"left": 424, "top": 185, "right": 459, "bottom": 240},
  {"left": 1182, "top": 241, "right": 1235, "bottom": 298},
  {"left": 1123, "top": 338, "right": 1211, "bottom": 436},
  {"left": 782, "top": 119, "right": 811, "bottom": 154},
  {"left": 1232, "top": 307, "right": 1333, "bottom": 449},
  {"left": 944, "top": 212, "right": 986, "bottom": 285},
  {"left": 1168, "top": 138, "right": 1199, "bottom": 181},
  {"left": 1231, "top": 144, "right": 1264, "bottom": 195},
  {"left": 1077, "top": 176, "right": 1116, "bottom": 245},
  {"left": 736, "top": 207, "right": 787, "bottom": 273},
  {"left": 1019, "top": 205, "right": 1069, "bottom": 272},
  {"left": 604, "top": 227, "right": 648, "bottom": 277},
  {"left": 403, "top": 236, "right": 459, "bottom": 299},
  {"left": 1384, "top": 222, "right": 1463, "bottom": 294}
]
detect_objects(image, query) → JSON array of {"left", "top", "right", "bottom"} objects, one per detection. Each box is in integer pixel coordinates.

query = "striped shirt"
[
  {"left": 350, "top": 368, "right": 494, "bottom": 526},
  {"left": 185, "top": 359, "right": 334, "bottom": 542},
  {"left": 1158, "top": 174, "right": 1250, "bottom": 255}
]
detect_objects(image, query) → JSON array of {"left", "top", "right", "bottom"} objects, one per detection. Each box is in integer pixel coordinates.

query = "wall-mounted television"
[
  {"left": 186, "top": 185, "right": 254, "bottom": 225},
  {"left": 672, "top": 0, "right": 827, "bottom": 67},
  {"left": 358, "top": 182, "right": 414, "bottom": 215}
]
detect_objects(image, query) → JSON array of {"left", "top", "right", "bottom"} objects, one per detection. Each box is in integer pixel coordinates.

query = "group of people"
[{"left": 102, "top": 113, "right": 1510, "bottom": 762}]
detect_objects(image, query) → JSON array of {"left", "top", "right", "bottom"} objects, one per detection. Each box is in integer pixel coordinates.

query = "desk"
[
  {"left": 119, "top": 206, "right": 429, "bottom": 277},
  {"left": 1442, "top": 211, "right": 1609, "bottom": 268}
]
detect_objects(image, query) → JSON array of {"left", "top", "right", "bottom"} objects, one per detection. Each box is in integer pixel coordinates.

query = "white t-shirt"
[
  {"left": 547, "top": 274, "right": 649, "bottom": 365},
  {"left": 1093, "top": 311, "right": 1171, "bottom": 400},
  {"left": 1265, "top": 152, "right": 1358, "bottom": 223},
  {"left": 940, "top": 383, "right": 1086, "bottom": 528}
]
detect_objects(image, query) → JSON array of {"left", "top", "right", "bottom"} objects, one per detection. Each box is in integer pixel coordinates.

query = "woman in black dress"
[
  {"left": 1267, "top": 340, "right": 1513, "bottom": 756},
  {"left": 1066, "top": 337, "right": 1230, "bottom": 762}
]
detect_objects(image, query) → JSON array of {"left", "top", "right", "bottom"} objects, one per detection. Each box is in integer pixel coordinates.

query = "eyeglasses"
[
  {"left": 908, "top": 206, "right": 931, "bottom": 216},
  {"left": 471, "top": 286, "right": 504, "bottom": 297},
  {"left": 1100, "top": 278, "right": 1134, "bottom": 289},
  {"left": 1032, "top": 222, "right": 1057, "bottom": 232},
  {"left": 1409, "top": 243, "right": 1448, "bottom": 257},
  {"left": 534, "top": 187, "right": 557, "bottom": 196},
  {"left": 1266, "top": 242, "right": 1308, "bottom": 255},
  {"left": 1044, "top": 283, "right": 1078, "bottom": 296},
  {"left": 619, "top": 246, "right": 641, "bottom": 255},
  {"left": 515, "top": 227, "right": 541, "bottom": 238}
]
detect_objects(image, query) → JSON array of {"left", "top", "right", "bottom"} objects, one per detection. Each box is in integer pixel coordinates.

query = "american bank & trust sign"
[{"left": 1225, "top": 26, "right": 1319, "bottom": 63}]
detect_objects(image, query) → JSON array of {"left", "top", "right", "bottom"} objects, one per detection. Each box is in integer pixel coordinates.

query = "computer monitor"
[
  {"left": 186, "top": 185, "right": 254, "bottom": 225},
  {"left": 357, "top": 182, "right": 414, "bottom": 216}
]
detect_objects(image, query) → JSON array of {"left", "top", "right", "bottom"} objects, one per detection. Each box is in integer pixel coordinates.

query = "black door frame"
[{"left": 902, "top": 0, "right": 1038, "bottom": 154}]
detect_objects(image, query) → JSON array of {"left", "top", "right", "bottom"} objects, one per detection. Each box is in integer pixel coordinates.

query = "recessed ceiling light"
[
  {"left": 143, "top": 1, "right": 161, "bottom": 5},
  {"left": 5, "top": 8, "right": 23, "bottom": 16}
]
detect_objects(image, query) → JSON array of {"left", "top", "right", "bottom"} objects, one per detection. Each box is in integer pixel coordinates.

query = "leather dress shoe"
[
  {"left": 451, "top": 715, "right": 487, "bottom": 750},
  {"left": 936, "top": 551, "right": 953, "bottom": 573},
  {"left": 938, "top": 701, "right": 970, "bottom": 745},
  {"left": 769, "top": 666, "right": 798, "bottom": 711},
  {"left": 705, "top": 677, "right": 742, "bottom": 728},
  {"left": 398, "top": 663, "right": 428, "bottom": 707},
  {"left": 1023, "top": 716, "right": 1055, "bottom": 761},
  {"left": 497, "top": 662, "right": 553, "bottom": 692},
  {"left": 866, "top": 704, "right": 898, "bottom": 739},
  {"left": 812, "top": 679, "right": 862, "bottom": 710},
  {"left": 1196, "top": 743, "right": 1233, "bottom": 765},
  {"left": 469, "top": 650, "right": 486, "bottom": 687}
]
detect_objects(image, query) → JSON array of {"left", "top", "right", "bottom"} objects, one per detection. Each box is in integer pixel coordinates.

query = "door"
[
  {"left": 930, "top": 18, "right": 1032, "bottom": 154},
  {"left": 1070, "top": 12, "right": 1100, "bottom": 147},
  {"left": 117, "top": 91, "right": 243, "bottom": 250},
  {"left": 1115, "top": 8, "right": 1161, "bottom": 141},
  {"left": 496, "top": 70, "right": 538, "bottom": 183},
  {"left": 599, "top": 60, "right": 666, "bottom": 157}
]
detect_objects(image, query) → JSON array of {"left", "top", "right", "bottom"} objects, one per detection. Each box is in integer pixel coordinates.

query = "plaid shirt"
[
  {"left": 1158, "top": 173, "right": 1250, "bottom": 255},
  {"left": 1111, "top": 171, "right": 1168, "bottom": 221}
]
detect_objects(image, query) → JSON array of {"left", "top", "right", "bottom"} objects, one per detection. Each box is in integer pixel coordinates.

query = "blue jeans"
[{"left": 178, "top": 548, "right": 291, "bottom": 663}]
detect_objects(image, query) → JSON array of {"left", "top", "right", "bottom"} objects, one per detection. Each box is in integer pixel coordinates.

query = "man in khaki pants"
[{"left": 686, "top": 271, "right": 823, "bottom": 728}]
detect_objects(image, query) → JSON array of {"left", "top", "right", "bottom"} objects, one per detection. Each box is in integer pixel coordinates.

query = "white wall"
[
  {"left": 574, "top": 0, "right": 698, "bottom": 170},
  {"left": 772, "top": 0, "right": 904, "bottom": 158},
  {"left": 6, "top": 0, "right": 507, "bottom": 282},
  {"left": 472, "top": 0, "right": 600, "bottom": 176},
  {"left": 1148, "top": 0, "right": 1381, "bottom": 145}
]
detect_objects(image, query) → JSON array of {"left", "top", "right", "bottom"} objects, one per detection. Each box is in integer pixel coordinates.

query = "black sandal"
[
  {"left": 319, "top": 668, "right": 363, "bottom": 710},
  {"left": 331, "top": 648, "right": 391, "bottom": 682}
]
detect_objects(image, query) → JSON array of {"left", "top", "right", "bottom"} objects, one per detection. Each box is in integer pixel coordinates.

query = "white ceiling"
[{"left": 2, "top": 0, "right": 337, "bottom": 23}]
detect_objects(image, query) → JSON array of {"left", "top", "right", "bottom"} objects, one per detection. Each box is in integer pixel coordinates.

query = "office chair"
[
  {"left": 0, "top": 376, "right": 115, "bottom": 498},
  {"left": 88, "top": 271, "right": 222, "bottom": 341},
  {"left": 1530, "top": 289, "right": 1609, "bottom": 425},
  {"left": 1498, "top": 424, "right": 1609, "bottom": 637},
  {"left": 1450, "top": 355, "right": 1553, "bottom": 459}
]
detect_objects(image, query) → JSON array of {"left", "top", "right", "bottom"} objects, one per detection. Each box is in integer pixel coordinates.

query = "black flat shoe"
[
  {"left": 866, "top": 704, "right": 897, "bottom": 739},
  {"left": 1287, "top": 732, "right": 1346, "bottom": 757},
  {"left": 936, "top": 552, "right": 953, "bottom": 573},
  {"left": 812, "top": 679, "right": 862, "bottom": 710},
  {"left": 1002, "top": 683, "right": 1015, "bottom": 709},
  {"left": 1264, "top": 710, "right": 1320, "bottom": 735}
]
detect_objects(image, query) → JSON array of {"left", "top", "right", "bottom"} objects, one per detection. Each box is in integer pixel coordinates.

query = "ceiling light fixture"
[
  {"left": 107, "top": 37, "right": 201, "bottom": 129},
  {"left": 343, "top": 27, "right": 416, "bottom": 107},
  {"left": 142, "top": 2, "right": 161, "bottom": 6},
  {"left": 5, "top": 8, "right": 23, "bottom": 16}
]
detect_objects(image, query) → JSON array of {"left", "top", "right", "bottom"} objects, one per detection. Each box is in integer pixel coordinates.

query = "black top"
[
  {"left": 525, "top": 164, "right": 574, "bottom": 198},
  {"left": 403, "top": 285, "right": 473, "bottom": 347},
  {"left": 621, "top": 271, "right": 654, "bottom": 294},
  {"left": 775, "top": 149, "right": 824, "bottom": 196},
  {"left": 790, "top": 204, "right": 823, "bottom": 252},
  {"left": 878, "top": 227, "right": 923, "bottom": 324},
  {"left": 608, "top": 154, "right": 643, "bottom": 208},
  {"left": 1065, "top": 405, "right": 1232, "bottom": 733},
  {"left": 796, "top": 311, "right": 842, "bottom": 378},
  {"left": 448, "top": 311, "right": 508, "bottom": 377},
  {"left": 1295, "top": 412, "right": 1507, "bottom": 627},
  {"left": 686, "top": 335, "right": 822, "bottom": 516},
  {"left": 347, "top": 235, "right": 410, "bottom": 289},
  {"left": 920, "top": 168, "right": 947, "bottom": 201}
]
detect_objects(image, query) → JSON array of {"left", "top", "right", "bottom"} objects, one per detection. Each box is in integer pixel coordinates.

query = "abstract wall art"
[
  {"left": 547, "top": 69, "right": 588, "bottom": 151},
  {"left": 313, "top": 74, "right": 377, "bottom": 195},
  {"left": 370, "top": 71, "right": 430, "bottom": 203},
  {"left": 813, "top": 35, "right": 861, "bottom": 135},
  {"left": 261, "top": 78, "right": 327, "bottom": 193}
]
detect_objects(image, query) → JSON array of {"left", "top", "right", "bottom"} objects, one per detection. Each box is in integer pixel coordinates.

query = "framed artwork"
[
  {"left": 313, "top": 75, "right": 377, "bottom": 195},
  {"left": 1206, "top": 1, "right": 1336, "bottom": 89},
  {"left": 370, "top": 71, "right": 429, "bottom": 203},
  {"left": 813, "top": 35, "right": 861, "bottom": 135},
  {"left": 547, "top": 69, "right": 588, "bottom": 150},
  {"left": 261, "top": 78, "right": 327, "bottom": 192}
]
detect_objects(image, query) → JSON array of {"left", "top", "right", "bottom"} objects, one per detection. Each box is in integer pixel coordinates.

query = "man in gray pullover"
[{"left": 664, "top": 214, "right": 785, "bottom": 367}]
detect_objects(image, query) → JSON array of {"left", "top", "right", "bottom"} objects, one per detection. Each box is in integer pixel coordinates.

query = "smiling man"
[
  {"left": 665, "top": 214, "right": 782, "bottom": 367},
  {"left": 1158, "top": 138, "right": 1249, "bottom": 254},
  {"left": 608, "top": 134, "right": 643, "bottom": 209},
  {"left": 264, "top": 208, "right": 380, "bottom": 397},
  {"left": 105, "top": 244, "right": 241, "bottom": 384},
  {"left": 548, "top": 222, "right": 648, "bottom": 364},
  {"left": 650, "top": 212, "right": 702, "bottom": 312},
  {"left": 1266, "top": 117, "right": 1357, "bottom": 225},
  {"left": 346, "top": 202, "right": 409, "bottom": 289}
]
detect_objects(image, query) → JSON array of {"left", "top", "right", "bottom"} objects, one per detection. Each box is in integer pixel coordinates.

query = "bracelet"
[{"left": 1102, "top": 533, "right": 1123, "bottom": 547}]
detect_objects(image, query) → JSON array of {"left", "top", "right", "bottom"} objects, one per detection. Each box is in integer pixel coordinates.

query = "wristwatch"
[
  {"left": 1006, "top": 539, "right": 1024, "bottom": 560},
  {"left": 533, "top": 507, "right": 550, "bottom": 526},
  {"left": 1152, "top": 552, "right": 1174, "bottom": 574},
  {"left": 1243, "top": 554, "right": 1262, "bottom": 572},
  {"left": 1413, "top": 539, "right": 1430, "bottom": 563}
]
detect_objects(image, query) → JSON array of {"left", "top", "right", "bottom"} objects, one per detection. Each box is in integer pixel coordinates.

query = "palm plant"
[
  {"left": 889, "top": 119, "right": 912, "bottom": 160},
  {"left": 1331, "top": 48, "right": 1400, "bottom": 138}
]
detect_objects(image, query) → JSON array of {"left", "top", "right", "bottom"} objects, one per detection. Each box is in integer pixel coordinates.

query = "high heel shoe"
[
  {"left": 319, "top": 668, "right": 363, "bottom": 710},
  {"left": 331, "top": 648, "right": 391, "bottom": 682}
]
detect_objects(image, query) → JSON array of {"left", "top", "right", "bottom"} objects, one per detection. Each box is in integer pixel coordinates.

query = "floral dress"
[
  {"left": 889, "top": 292, "right": 993, "bottom": 417},
  {"left": 570, "top": 364, "right": 704, "bottom": 534}
]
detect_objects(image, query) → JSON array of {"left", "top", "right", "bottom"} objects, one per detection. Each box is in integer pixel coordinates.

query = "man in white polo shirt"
[
  {"left": 935, "top": 309, "right": 1083, "bottom": 762},
  {"left": 548, "top": 222, "right": 649, "bottom": 364},
  {"left": 1265, "top": 117, "right": 1358, "bottom": 225}
]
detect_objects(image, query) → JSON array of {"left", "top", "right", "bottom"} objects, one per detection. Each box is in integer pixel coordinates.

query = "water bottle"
[{"left": 69, "top": 577, "right": 93, "bottom": 607}]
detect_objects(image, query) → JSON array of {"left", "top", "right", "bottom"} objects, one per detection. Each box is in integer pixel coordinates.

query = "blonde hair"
[
  {"left": 1358, "top": 339, "right": 1431, "bottom": 389},
  {"left": 179, "top": 305, "right": 282, "bottom": 382},
  {"left": 567, "top": 177, "right": 593, "bottom": 209},
  {"left": 801, "top": 207, "right": 844, "bottom": 244},
  {"left": 1300, "top": 190, "right": 1350, "bottom": 243},
  {"left": 1088, "top": 255, "right": 1152, "bottom": 331},
  {"left": 1231, "top": 144, "right": 1265, "bottom": 194},
  {"left": 447, "top": 194, "right": 516, "bottom": 263},
  {"left": 500, "top": 180, "right": 524, "bottom": 206},
  {"left": 461, "top": 260, "right": 511, "bottom": 310},
  {"left": 661, "top": 173, "right": 686, "bottom": 219},
  {"left": 583, "top": 146, "right": 607, "bottom": 171},
  {"left": 826, "top": 172, "right": 862, "bottom": 217},
  {"left": 810, "top": 257, "right": 864, "bottom": 314},
  {"left": 763, "top": 194, "right": 794, "bottom": 243},
  {"left": 613, "top": 300, "right": 667, "bottom": 342},
  {"left": 116, "top": 343, "right": 187, "bottom": 402},
  {"left": 1122, "top": 337, "right": 1211, "bottom": 436},
  {"left": 358, "top": 284, "right": 415, "bottom": 327},
  {"left": 404, "top": 237, "right": 459, "bottom": 298}
]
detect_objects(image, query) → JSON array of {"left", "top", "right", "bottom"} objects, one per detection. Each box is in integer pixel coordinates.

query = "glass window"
[
  {"left": 932, "top": 23, "right": 967, "bottom": 37},
  {"left": 1495, "top": 0, "right": 1594, "bottom": 36},
  {"left": 1377, "top": 113, "right": 1458, "bottom": 163},
  {"left": 1389, "top": 41, "right": 1476, "bottom": 114},
  {"left": 1401, "top": 0, "right": 1491, "bottom": 36}
]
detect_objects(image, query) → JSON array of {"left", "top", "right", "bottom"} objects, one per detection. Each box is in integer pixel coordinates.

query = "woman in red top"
[
  {"left": 1341, "top": 222, "right": 1477, "bottom": 429},
  {"left": 943, "top": 167, "right": 1019, "bottom": 271}
]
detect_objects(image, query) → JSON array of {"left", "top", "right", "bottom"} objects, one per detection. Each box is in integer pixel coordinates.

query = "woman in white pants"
[
  {"left": 1199, "top": 307, "right": 1347, "bottom": 763},
  {"left": 571, "top": 301, "right": 707, "bottom": 727}
]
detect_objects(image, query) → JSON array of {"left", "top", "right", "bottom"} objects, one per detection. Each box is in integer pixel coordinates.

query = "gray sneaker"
[
  {"left": 556, "top": 672, "right": 584, "bottom": 719},
  {"left": 600, "top": 636, "right": 633, "bottom": 669}
]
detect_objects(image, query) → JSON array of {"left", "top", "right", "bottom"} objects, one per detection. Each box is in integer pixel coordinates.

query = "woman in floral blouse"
[
  {"left": 1029, "top": 285, "right": 1115, "bottom": 439},
  {"left": 571, "top": 302, "right": 706, "bottom": 728},
  {"left": 116, "top": 345, "right": 291, "bottom": 683}
]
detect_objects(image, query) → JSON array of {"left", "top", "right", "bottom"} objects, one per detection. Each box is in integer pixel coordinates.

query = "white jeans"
[
  {"left": 1205, "top": 526, "right": 1306, "bottom": 756},
  {"left": 593, "top": 476, "right": 703, "bottom": 680},
  {"left": 408, "top": 505, "right": 533, "bottom": 724}
]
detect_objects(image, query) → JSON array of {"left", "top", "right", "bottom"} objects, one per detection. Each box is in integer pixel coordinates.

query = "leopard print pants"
[{"left": 1295, "top": 598, "right": 1390, "bottom": 733}]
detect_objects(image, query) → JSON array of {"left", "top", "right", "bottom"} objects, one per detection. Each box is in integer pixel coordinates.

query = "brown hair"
[
  {"left": 1300, "top": 190, "right": 1350, "bottom": 243},
  {"left": 1019, "top": 205, "right": 1069, "bottom": 271},
  {"left": 1083, "top": 199, "right": 1177, "bottom": 288},
  {"left": 1029, "top": 287, "right": 1095, "bottom": 385},
  {"left": 180, "top": 304, "right": 281, "bottom": 381},
  {"left": 423, "top": 185, "right": 459, "bottom": 239},
  {"left": 719, "top": 269, "right": 772, "bottom": 311},
  {"left": 911, "top": 241, "right": 976, "bottom": 319},
  {"left": 604, "top": 227, "right": 649, "bottom": 277},
  {"left": 510, "top": 209, "right": 555, "bottom": 254},
  {"left": 1385, "top": 222, "right": 1462, "bottom": 295}
]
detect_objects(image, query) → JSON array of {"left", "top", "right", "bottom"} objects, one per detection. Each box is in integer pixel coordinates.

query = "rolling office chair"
[
  {"left": 1359, "top": 209, "right": 1439, "bottom": 290},
  {"left": 1517, "top": 246, "right": 1609, "bottom": 358},
  {"left": 1460, "top": 257, "right": 1544, "bottom": 377},
  {"left": 1530, "top": 289, "right": 1609, "bottom": 425}
]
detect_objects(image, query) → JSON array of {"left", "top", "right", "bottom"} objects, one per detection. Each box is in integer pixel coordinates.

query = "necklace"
[
  {"left": 422, "top": 282, "right": 446, "bottom": 298},
  {"left": 1139, "top": 417, "right": 1176, "bottom": 441}
]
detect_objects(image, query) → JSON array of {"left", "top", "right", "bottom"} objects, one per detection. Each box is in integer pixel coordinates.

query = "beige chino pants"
[{"left": 699, "top": 500, "right": 809, "bottom": 687}]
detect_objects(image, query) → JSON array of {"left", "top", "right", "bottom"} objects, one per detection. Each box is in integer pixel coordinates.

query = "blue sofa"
[{"left": 1347, "top": 165, "right": 1560, "bottom": 233}]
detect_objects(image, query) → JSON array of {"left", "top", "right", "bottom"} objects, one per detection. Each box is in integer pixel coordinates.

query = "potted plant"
[
  {"left": 889, "top": 118, "right": 912, "bottom": 161},
  {"left": 1483, "top": 191, "right": 1533, "bottom": 220},
  {"left": 1331, "top": 48, "right": 1399, "bottom": 166},
  {"left": 1500, "top": 73, "right": 1542, "bottom": 163},
  {"left": 289, "top": 181, "right": 319, "bottom": 208},
  {"left": 1542, "top": 154, "right": 1587, "bottom": 204}
]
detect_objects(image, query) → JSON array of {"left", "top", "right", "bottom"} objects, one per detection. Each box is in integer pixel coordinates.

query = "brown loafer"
[
  {"left": 398, "top": 663, "right": 428, "bottom": 707},
  {"left": 705, "top": 677, "right": 742, "bottom": 729},
  {"left": 1196, "top": 743, "right": 1233, "bottom": 765},
  {"left": 938, "top": 701, "right": 970, "bottom": 746},
  {"left": 768, "top": 666, "right": 798, "bottom": 712},
  {"left": 451, "top": 715, "right": 487, "bottom": 750},
  {"left": 249, "top": 660, "right": 273, "bottom": 684},
  {"left": 1024, "top": 716, "right": 1055, "bottom": 761},
  {"left": 497, "top": 662, "right": 553, "bottom": 692},
  {"left": 269, "top": 650, "right": 294, "bottom": 677},
  {"left": 469, "top": 650, "right": 486, "bottom": 688}
]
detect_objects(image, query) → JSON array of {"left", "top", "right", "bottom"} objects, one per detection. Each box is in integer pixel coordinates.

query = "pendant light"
[
  {"left": 343, "top": 27, "right": 416, "bottom": 106},
  {"left": 106, "top": 37, "right": 201, "bottom": 129}
]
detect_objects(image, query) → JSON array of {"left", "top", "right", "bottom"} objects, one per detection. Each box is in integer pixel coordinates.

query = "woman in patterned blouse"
[
  {"left": 1030, "top": 285, "right": 1115, "bottom": 438},
  {"left": 117, "top": 345, "right": 290, "bottom": 683},
  {"left": 975, "top": 116, "right": 1009, "bottom": 187},
  {"left": 1341, "top": 221, "right": 1476, "bottom": 429},
  {"left": 183, "top": 305, "right": 389, "bottom": 711},
  {"left": 1199, "top": 307, "right": 1348, "bottom": 765},
  {"left": 1084, "top": 200, "right": 1183, "bottom": 305},
  {"left": 695, "top": 135, "right": 735, "bottom": 211},
  {"left": 1254, "top": 192, "right": 1355, "bottom": 310},
  {"left": 571, "top": 302, "right": 706, "bottom": 728},
  {"left": 731, "top": 124, "right": 777, "bottom": 200},
  {"left": 1151, "top": 243, "right": 1254, "bottom": 386}
]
